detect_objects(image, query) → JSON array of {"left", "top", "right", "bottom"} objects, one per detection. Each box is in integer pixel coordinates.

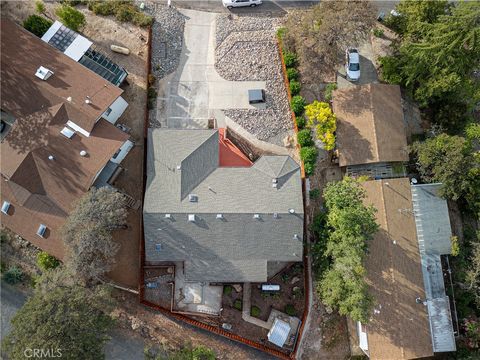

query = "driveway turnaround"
[{"left": 156, "top": 9, "right": 265, "bottom": 129}]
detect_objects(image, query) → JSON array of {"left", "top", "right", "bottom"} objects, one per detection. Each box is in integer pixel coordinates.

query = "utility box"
[{"left": 248, "top": 89, "right": 266, "bottom": 104}]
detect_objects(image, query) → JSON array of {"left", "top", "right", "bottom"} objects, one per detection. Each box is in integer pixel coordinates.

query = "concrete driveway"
[
  {"left": 337, "top": 39, "right": 379, "bottom": 89},
  {"left": 156, "top": 9, "right": 265, "bottom": 129}
]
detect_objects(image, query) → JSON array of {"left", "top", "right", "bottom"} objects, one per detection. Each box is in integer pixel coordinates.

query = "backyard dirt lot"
[{"left": 2, "top": 1, "right": 149, "bottom": 289}]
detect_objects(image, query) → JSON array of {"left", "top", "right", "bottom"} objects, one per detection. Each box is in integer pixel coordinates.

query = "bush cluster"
[
  {"left": 300, "top": 146, "right": 318, "bottom": 175},
  {"left": 37, "top": 252, "right": 60, "bottom": 271},
  {"left": 295, "top": 116, "right": 306, "bottom": 130},
  {"left": 285, "top": 304, "right": 296, "bottom": 316},
  {"left": 250, "top": 305, "right": 261, "bottom": 318},
  {"left": 233, "top": 299, "right": 242, "bottom": 311},
  {"left": 23, "top": 14, "right": 52, "bottom": 37},
  {"left": 324, "top": 83, "right": 337, "bottom": 102},
  {"left": 88, "top": 0, "right": 153, "bottom": 27},
  {"left": 289, "top": 80, "right": 301, "bottom": 96},
  {"left": 297, "top": 129, "right": 313, "bottom": 147},
  {"left": 291, "top": 95, "right": 306, "bottom": 116},
  {"left": 282, "top": 51, "right": 297, "bottom": 67},
  {"left": 286, "top": 68, "right": 298, "bottom": 81},
  {"left": 3, "top": 266, "right": 24, "bottom": 285},
  {"left": 223, "top": 285, "right": 232, "bottom": 296},
  {"left": 55, "top": 4, "right": 86, "bottom": 31}
]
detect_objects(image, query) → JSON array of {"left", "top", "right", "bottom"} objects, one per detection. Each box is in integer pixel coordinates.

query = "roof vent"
[
  {"left": 85, "top": 96, "right": 92, "bottom": 105},
  {"left": 48, "top": 155, "right": 55, "bottom": 161},
  {"left": 35, "top": 66, "right": 53, "bottom": 81},
  {"left": 272, "top": 178, "right": 278, "bottom": 183},
  {"left": 216, "top": 213, "right": 224, "bottom": 219},
  {"left": 60, "top": 127, "right": 75, "bottom": 139},
  {"left": 1, "top": 201, "right": 11, "bottom": 215},
  {"left": 288, "top": 209, "right": 295, "bottom": 214},
  {"left": 176, "top": 165, "right": 181, "bottom": 171},
  {"left": 273, "top": 212, "right": 278, "bottom": 219},
  {"left": 79, "top": 150, "right": 87, "bottom": 157},
  {"left": 155, "top": 244, "right": 162, "bottom": 252},
  {"left": 66, "top": 96, "right": 72, "bottom": 102},
  {"left": 188, "top": 214, "right": 196, "bottom": 222},
  {"left": 188, "top": 194, "right": 198, "bottom": 202},
  {"left": 293, "top": 234, "right": 300, "bottom": 240},
  {"left": 411, "top": 178, "right": 418, "bottom": 185},
  {"left": 253, "top": 214, "right": 260, "bottom": 219},
  {"left": 36, "top": 224, "right": 47, "bottom": 238},
  {"left": 272, "top": 183, "right": 278, "bottom": 188},
  {"left": 165, "top": 213, "right": 171, "bottom": 219}
]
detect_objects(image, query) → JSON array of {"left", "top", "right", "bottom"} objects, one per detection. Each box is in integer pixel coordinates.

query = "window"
[
  {"left": 1, "top": 201, "right": 10, "bottom": 215},
  {"left": 112, "top": 149, "right": 121, "bottom": 159},
  {"left": 188, "top": 194, "right": 198, "bottom": 202},
  {"left": 37, "top": 224, "right": 47, "bottom": 238},
  {"left": 105, "top": 107, "right": 112, "bottom": 116},
  {"left": 349, "top": 63, "right": 360, "bottom": 71}
]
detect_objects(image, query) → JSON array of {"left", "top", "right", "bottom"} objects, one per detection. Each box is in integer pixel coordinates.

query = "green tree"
[
  {"left": 317, "top": 177, "right": 378, "bottom": 322},
  {"left": 23, "top": 14, "right": 52, "bottom": 37},
  {"left": 2, "top": 269, "right": 114, "bottom": 360},
  {"left": 410, "top": 133, "right": 480, "bottom": 214},
  {"left": 62, "top": 187, "right": 127, "bottom": 282},
  {"left": 55, "top": 4, "right": 86, "bottom": 31},
  {"left": 381, "top": 1, "right": 480, "bottom": 131}
]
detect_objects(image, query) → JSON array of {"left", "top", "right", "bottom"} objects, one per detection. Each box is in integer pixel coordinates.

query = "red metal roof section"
[{"left": 218, "top": 128, "right": 252, "bottom": 167}]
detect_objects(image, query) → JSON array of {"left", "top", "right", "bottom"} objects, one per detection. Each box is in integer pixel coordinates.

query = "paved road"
[
  {"left": 173, "top": 0, "right": 398, "bottom": 15},
  {"left": 0, "top": 282, "right": 145, "bottom": 360}
]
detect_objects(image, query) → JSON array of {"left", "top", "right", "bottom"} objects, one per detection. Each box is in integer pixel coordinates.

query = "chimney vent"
[
  {"left": 35, "top": 66, "right": 53, "bottom": 81},
  {"left": 80, "top": 150, "right": 87, "bottom": 157},
  {"left": 48, "top": 155, "right": 55, "bottom": 161}
]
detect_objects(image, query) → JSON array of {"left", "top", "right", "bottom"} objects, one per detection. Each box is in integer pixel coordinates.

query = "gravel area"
[
  {"left": 215, "top": 15, "right": 293, "bottom": 143},
  {"left": 138, "top": 1, "right": 186, "bottom": 79}
]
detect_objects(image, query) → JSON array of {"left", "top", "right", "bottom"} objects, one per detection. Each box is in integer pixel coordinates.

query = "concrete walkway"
[
  {"left": 241, "top": 283, "right": 270, "bottom": 329},
  {"left": 156, "top": 9, "right": 265, "bottom": 129}
]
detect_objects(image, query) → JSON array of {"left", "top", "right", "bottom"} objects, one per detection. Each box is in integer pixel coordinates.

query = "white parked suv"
[
  {"left": 222, "top": 0, "right": 262, "bottom": 9},
  {"left": 345, "top": 48, "right": 360, "bottom": 82}
]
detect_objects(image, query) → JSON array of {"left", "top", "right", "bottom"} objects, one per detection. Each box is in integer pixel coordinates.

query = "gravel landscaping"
[
  {"left": 215, "top": 15, "right": 293, "bottom": 145},
  {"left": 138, "top": 1, "right": 186, "bottom": 79}
]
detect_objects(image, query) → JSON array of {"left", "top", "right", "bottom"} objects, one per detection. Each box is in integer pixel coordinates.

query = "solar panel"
[{"left": 48, "top": 25, "right": 78, "bottom": 52}]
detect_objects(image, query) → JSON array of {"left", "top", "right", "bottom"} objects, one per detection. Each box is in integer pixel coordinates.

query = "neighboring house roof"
[
  {"left": 333, "top": 84, "right": 408, "bottom": 167},
  {"left": 1, "top": 19, "right": 122, "bottom": 134},
  {"left": 0, "top": 19, "right": 128, "bottom": 259},
  {"left": 361, "top": 178, "right": 434, "bottom": 360},
  {"left": 143, "top": 129, "right": 304, "bottom": 282},
  {"left": 412, "top": 184, "right": 456, "bottom": 353}
]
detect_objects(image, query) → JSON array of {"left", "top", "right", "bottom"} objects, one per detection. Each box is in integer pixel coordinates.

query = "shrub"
[
  {"left": 233, "top": 299, "right": 242, "bottom": 311},
  {"left": 451, "top": 236, "right": 460, "bottom": 257},
  {"left": 132, "top": 12, "right": 153, "bottom": 27},
  {"left": 55, "top": 4, "right": 86, "bottom": 31},
  {"left": 373, "top": 28, "right": 384, "bottom": 37},
  {"left": 283, "top": 51, "right": 297, "bottom": 68},
  {"left": 90, "top": 1, "right": 115, "bottom": 16},
  {"left": 285, "top": 304, "right": 296, "bottom": 316},
  {"left": 3, "top": 266, "right": 24, "bottom": 285},
  {"left": 300, "top": 146, "right": 318, "bottom": 164},
  {"left": 36, "top": 252, "right": 60, "bottom": 271},
  {"left": 378, "top": 56, "right": 403, "bottom": 84},
  {"left": 305, "top": 101, "right": 336, "bottom": 150},
  {"left": 276, "top": 27, "right": 287, "bottom": 40},
  {"left": 148, "top": 74, "right": 156, "bottom": 86},
  {"left": 297, "top": 129, "right": 313, "bottom": 147},
  {"left": 289, "top": 80, "right": 301, "bottom": 96},
  {"left": 291, "top": 96, "right": 306, "bottom": 116},
  {"left": 286, "top": 68, "right": 299, "bottom": 81},
  {"left": 35, "top": 0, "right": 46, "bottom": 14},
  {"left": 223, "top": 285, "right": 232, "bottom": 296},
  {"left": 147, "top": 87, "right": 157, "bottom": 98},
  {"left": 250, "top": 306, "right": 261, "bottom": 317},
  {"left": 115, "top": 3, "right": 135, "bottom": 22},
  {"left": 324, "top": 83, "right": 337, "bottom": 102},
  {"left": 23, "top": 15, "right": 52, "bottom": 37},
  {"left": 295, "top": 116, "right": 306, "bottom": 130},
  {"left": 309, "top": 188, "right": 320, "bottom": 199},
  {"left": 191, "top": 346, "right": 216, "bottom": 360},
  {"left": 304, "top": 162, "right": 315, "bottom": 176}
]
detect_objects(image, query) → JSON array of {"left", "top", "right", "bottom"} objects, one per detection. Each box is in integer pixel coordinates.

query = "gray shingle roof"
[{"left": 144, "top": 129, "right": 304, "bottom": 282}]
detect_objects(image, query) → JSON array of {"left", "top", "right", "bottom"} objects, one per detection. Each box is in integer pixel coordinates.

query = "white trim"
[
  {"left": 64, "top": 35, "right": 92, "bottom": 61},
  {"left": 66, "top": 120, "right": 90, "bottom": 137},
  {"left": 357, "top": 321, "right": 369, "bottom": 352},
  {"left": 102, "top": 96, "right": 128, "bottom": 125},
  {"left": 40, "top": 20, "right": 62, "bottom": 43}
]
